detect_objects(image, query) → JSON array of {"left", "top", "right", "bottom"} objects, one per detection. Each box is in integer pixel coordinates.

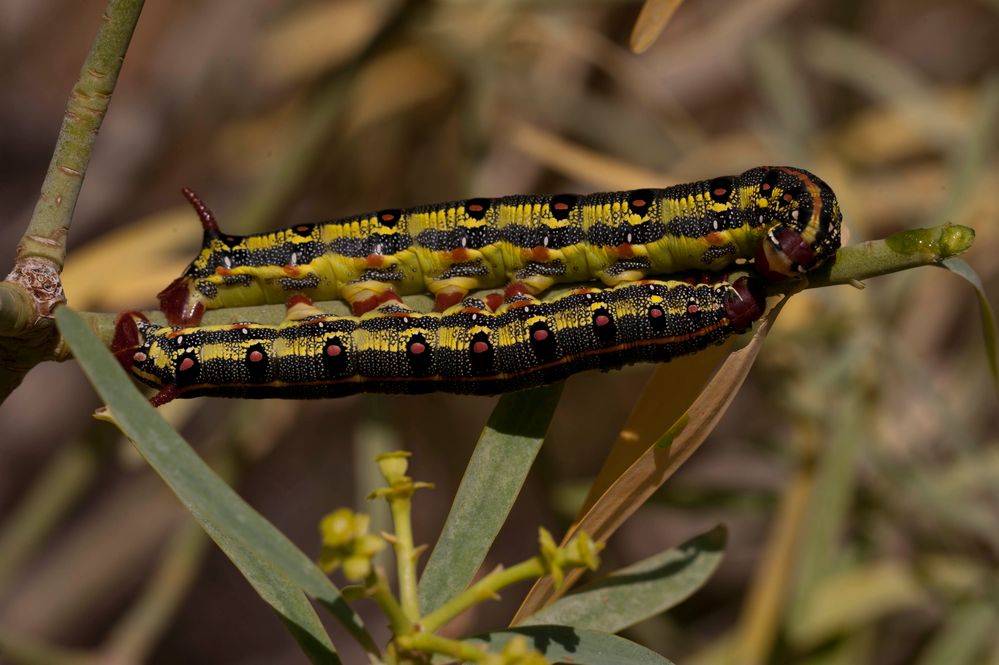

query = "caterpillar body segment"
[
  {"left": 120, "top": 276, "right": 766, "bottom": 404},
  {"left": 159, "top": 166, "right": 840, "bottom": 325}
]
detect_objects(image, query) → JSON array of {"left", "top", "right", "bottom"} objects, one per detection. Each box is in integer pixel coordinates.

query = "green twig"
[
  {"left": 788, "top": 223, "right": 975, "bottom": 292},
  {"left": 421, "top": 559, "right": 545, "bottom": 633},
  {"left": 371, "top": 452, "right": 428, "bottom": 623},
  {"left": 368, "top": 568, "right": 413, "bottom": 636},
  {"left": 395, "top": 632, "right": 489, "bottom": 662},
  {"left": 58, "top": 222, "right": 974, "bottom": 352},
  {"left": 0, "top": 0, "right": 145, "bottom": 402},
  {"left": 388, "top": 498, "right": 421, "bottom": 621}
]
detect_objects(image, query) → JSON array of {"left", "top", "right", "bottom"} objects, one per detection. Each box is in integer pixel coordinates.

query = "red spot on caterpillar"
[
  {"left": 687, "top": 304, "right": 699, "bottom": 313},
  {"left": 133, "top": 351, "right": 147, "bottom": 363},
  {"left": 614, "top": 243, "right": 634, "bottom": 258},
  {"left": 352, "top": 296, "right": 379, "bottom": 316},
  {"left": 467, "top": 203, "right": 483, "bottom": 212},
  {"left": 472, "top": 340, "right": 490, "bottom": 353},
  {"left": 380, "top": 212, "right": 395, "bottom": 222},
  {"left": 504, "top": 282, "right": 531, "bottom": 299},
  {"left": 762, "top": 182, "right": 772, "bottom": 191},
  {"left": 179, "top": 357, "right": 196, "bottom": 372},
  {"left": 366, "top": 253, "right": 385, "bottom": 267},
  {"left": 286, "top": 294, "right": 313, "bottom": 308},
  {"left": 326, "top": 345, "right": 342, "bottom": 357},
  {"left": 409, "top": 342, "right": 426, "bottom": 355},
  {"left": 631, "top": 199, "right": 647, "bottom": 207},
  {"left": 352, "top": 289, "right": 402, "bottom": 315},
  {"left": 595, "top": 314, "right": 610, "bottom": 327},
  {"left": 783, "top": 193, "right": 794, "bottom": 202},
  {"left": 531, "top": 246, "right": 550, "bottom": 262},
  {"left": 532, "top": 329, "right": 549, "bottom": 342},
  {"left": 450, "top": 247, "right": 470, "bottom": 262},
  {"left": 295, "top": 225, "right": 311, "bottom": 233},
  {"left": 434, "top": 290, "right": 465, "bottom": 312},
  {"left": 248, "top": 350, "right": 264, "bottom": 363},
  {"left": 379, "top": 289, "right": 402, "bottom": 304},
  {"left": 553, "top": 202, "right": 569, "bottom": 211},
  {"left": 705, "top": 232, "right": 725, "bottom": 245},
  {"left": 283, "top": 265, "right": 301, "bottom": 277},
  {"left": 485, "top": 293, "right": 505, "bottom": 311},
  {"left": 650, "top": 307, "right": 664, "bottom": 318},
  {"left": 713, "top": 188, "right": 728, "bottom": 197}
]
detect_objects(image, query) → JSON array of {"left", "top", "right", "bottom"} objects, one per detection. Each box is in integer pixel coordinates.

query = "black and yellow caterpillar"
[
  {"left": 116, "top": 275, "right": 765, "bottom": 404},
  {"left": 158, "top": 166, "right": 841, "bottom": 325}
]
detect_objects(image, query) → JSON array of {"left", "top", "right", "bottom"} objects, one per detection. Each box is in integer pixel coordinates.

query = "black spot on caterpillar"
[
  {"left": 157, "top": 166, "right": 840, "bottom": 325},
  {"left": 116, "top": 276, "right": 766, "bottom": 404}
]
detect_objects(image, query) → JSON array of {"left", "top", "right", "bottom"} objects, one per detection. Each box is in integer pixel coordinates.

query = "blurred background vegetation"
[{"left": 1, "top": 0, "right": 997, "bottom": 663}]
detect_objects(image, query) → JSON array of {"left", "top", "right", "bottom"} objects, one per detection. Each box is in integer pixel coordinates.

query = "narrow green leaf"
[
  {"left": 522, "top": 525, "right": 726, "bottom": 633},
  {"left": 419, "top": 383, "right": 564, "bottom": 614},
  {"left": 472, "top": 626, "right": 674, "bottom": 665},
  {"left": 940, "top": 258, "right": 998, "bottom": 393},
  {"left": 54, "top": 307, "right": 376, "bottom": 661}
]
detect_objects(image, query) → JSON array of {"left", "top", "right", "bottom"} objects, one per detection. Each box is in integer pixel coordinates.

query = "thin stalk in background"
[{"left": 0, "top": 0, "right": 146, "bottom": 400}]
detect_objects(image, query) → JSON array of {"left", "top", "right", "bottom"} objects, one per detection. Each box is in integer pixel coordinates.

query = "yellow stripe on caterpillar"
[
  {"left": 157, "top": 167, "right": 840, "bottom": 325},
  {"left": 115, "top": 276, "right": 767, "bottom": 405}
]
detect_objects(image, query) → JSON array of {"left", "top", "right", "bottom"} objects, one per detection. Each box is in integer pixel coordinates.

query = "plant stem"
[
  {"left": 421, "top": 559, "right": 545, "bottom": 633},
  {"left": 73, "top": 222, "right": 975, "bottom": 349},
  {"left": 0, "top": 0, "right": 145, "bottom": 403},
  {"left": 369, "top": 568, "right": 413, "bottom": 636},
  {"left": 792, "top": 223, "right": 975, "bottom": 292},
  {"left": 395, "top": 633, "right": 489, "bottom": 662},
  {"left": 389, "top": 497, "right": 421, "bottom": 621}
]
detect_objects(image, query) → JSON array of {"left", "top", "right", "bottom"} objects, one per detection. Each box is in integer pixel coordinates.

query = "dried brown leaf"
[{"left": 513, "top": 300, "right": 785, "bottom": 622}]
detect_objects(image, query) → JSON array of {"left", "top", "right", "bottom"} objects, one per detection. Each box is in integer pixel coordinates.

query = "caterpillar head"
[
  {"left": 112, "top": 312, "right": 176, "bottom": 390},
  {"left": 745, "top": 167, "right": 843, "bottom": 280}
]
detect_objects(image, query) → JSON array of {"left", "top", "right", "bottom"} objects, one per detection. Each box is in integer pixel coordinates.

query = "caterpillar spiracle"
[
  {"left": 115, "top": 275, "right": 766, "bottom": 405},
  {"left": 157, "top": 166, "right": 840, "bottom": 326}
]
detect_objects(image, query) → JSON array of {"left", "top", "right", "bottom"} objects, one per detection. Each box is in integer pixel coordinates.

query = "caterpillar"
[
  {"left": 157, "top": 166, "right": 840, "bottom": 326},
  {"left": 115, "top": 275, "right": 766, "bottom": 404}
]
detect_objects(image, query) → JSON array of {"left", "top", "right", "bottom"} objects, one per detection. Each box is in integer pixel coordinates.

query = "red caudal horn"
[{"left": 181, "top": 187, "right": 221, "bottom": 238}]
